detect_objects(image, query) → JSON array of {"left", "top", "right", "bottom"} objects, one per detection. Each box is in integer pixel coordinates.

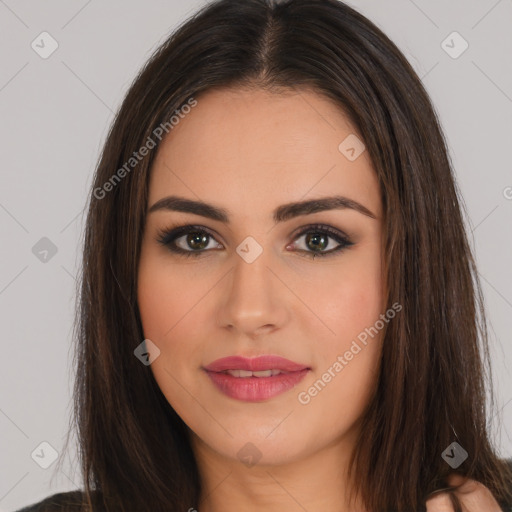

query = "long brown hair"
[{"left": 56, "top": 0, "right": 512, "bottom": 510}]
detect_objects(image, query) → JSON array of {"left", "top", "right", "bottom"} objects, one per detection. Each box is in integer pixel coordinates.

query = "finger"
[
  {"left": 447, "top": 473, "right": 477, "bottom": 493},
  {"left": 426, "top": 492, "right": 455, "bottom": 512},
  {"left": 447, "top": 476, "right": 502, "bottom": 512}
]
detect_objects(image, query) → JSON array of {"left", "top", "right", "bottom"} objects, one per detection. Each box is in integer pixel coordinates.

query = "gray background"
[{"left": 0, "top": 0, "right": 511, "bottom": 510}]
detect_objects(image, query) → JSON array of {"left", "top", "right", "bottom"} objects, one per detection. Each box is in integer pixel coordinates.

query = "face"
[{"left": 137, "top": 87, "right": 386, "bottom": 469}]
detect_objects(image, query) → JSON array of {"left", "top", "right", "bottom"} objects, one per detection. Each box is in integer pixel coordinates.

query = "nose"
[{"left": 216, "top": 244, "right": 290, "bottom": 338}]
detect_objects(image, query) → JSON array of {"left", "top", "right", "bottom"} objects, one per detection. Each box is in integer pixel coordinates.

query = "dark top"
[
  {"left": 15, "top": 460, "right": 512, "bottom": 511},
  {"left": 15, "top": 490, "right": 88, "bottom": 511}
]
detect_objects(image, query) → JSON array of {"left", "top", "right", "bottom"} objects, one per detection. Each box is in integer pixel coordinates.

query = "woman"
[{"left": 16, "top": 0, "right": 512, "bottom": 510}]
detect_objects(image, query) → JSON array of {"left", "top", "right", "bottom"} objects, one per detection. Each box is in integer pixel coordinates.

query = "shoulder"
[{"left": 14, "top": 490, "right": 90, "bottom": 512}]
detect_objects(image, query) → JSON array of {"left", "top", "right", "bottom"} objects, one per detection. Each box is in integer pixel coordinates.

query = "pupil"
[
  {"left": 188, "top": 233, "right": 208, "bottom": 250},
  {"left": 307, "top": 233, "right": 327, "bottom": 251}
]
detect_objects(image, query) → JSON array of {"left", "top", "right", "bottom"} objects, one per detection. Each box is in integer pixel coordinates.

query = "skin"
[
  {"left": 137, "top": 87, "right": 501, "bottom": 512},
  {"left": 426, "top": 475, "right": 503, "bottom": 511}
]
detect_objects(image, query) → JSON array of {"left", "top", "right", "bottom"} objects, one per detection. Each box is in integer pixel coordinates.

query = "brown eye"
[
  {"left": 156, "top": 223, "right": 354, "bottom": 259},
  {"left": 289, "top": 224, "right": 354, "bottom": 259},
  {"left": 305, "top": 232, "right": 329, "bottom": 252},
  {"left": 156, "top": 225, "right": 223, "bottom": 258},
  {"left": 181, "top": 232, "right": 211, "bottom": 251}
]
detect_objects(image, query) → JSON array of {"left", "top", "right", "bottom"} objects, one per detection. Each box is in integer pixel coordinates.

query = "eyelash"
[{"left": 155, "top": 223, "right": 354, "bottom": 260}]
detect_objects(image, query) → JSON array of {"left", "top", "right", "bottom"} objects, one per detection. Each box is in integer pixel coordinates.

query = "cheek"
[
  {"left": 296, "top": 246, "right": 385, "bottom": 416},
  {"left": 136, "top": 247, "right": 215, "bottom": 392},
  {"left": 137, "top": 264, "right": 173, "bottom": 343},
  {"left": 308, "top": 247, "right": 385, "bottom": 352},
  {"left": 297, "top": 296, "right": 384, "bottom": 442},
  {"left": 137, "top": 250, "right": 191, "bottom": 382},
  {"left": 137, "top": 255, "right": 202, "bottom": 424},
  {"left": 137, "top": 247, "right": 207, "bottom": 342}
]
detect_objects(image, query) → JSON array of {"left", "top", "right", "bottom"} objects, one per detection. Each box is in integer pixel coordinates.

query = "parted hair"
[{"left": 50, "top": 0, "right": 512, "bottom": 511}]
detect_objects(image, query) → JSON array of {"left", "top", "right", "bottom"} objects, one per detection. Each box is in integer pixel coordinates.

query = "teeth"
[{"left": 224, "top": 369, "right": 283, "bottom": 378}]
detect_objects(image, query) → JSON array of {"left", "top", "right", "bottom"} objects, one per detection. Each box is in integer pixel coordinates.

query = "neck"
[{"left": 190, "top": 430, "right": 368, "bottom": 512}]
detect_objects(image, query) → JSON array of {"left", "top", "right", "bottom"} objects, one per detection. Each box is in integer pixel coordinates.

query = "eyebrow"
[{"left": 147, "top": 195, "right": 377, "bottom": 222}]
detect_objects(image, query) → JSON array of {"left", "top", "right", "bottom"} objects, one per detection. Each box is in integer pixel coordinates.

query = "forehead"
[{"left": 148, "top": 87, "right": 381, "bottom": 221}]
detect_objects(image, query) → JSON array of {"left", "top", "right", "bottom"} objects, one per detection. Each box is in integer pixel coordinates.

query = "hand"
[{"left": 426, "top": 474, "right": 502, "bottom": 512}]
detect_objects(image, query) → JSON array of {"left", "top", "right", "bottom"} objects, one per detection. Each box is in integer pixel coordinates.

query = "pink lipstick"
[{"left": 203, "top": 355, "right": 310, "bottom": 402}]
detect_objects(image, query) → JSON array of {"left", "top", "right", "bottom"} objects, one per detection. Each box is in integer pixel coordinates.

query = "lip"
[
  {"left": 203, "top": 355, "right": 309, "bottom": 373},
  {"left": 203, "top": 355, "right": 310, "bottom": 402}
]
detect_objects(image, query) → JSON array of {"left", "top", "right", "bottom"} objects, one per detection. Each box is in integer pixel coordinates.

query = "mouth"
[
  {"left": 203, "top": 354, "right": 309, "bottom": 373},
  {"left": 203, "top": 355, "right": 311, "bottom": 402},
  {"left": 219, "top": 369, "right": 290, "bottom": 378}
]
